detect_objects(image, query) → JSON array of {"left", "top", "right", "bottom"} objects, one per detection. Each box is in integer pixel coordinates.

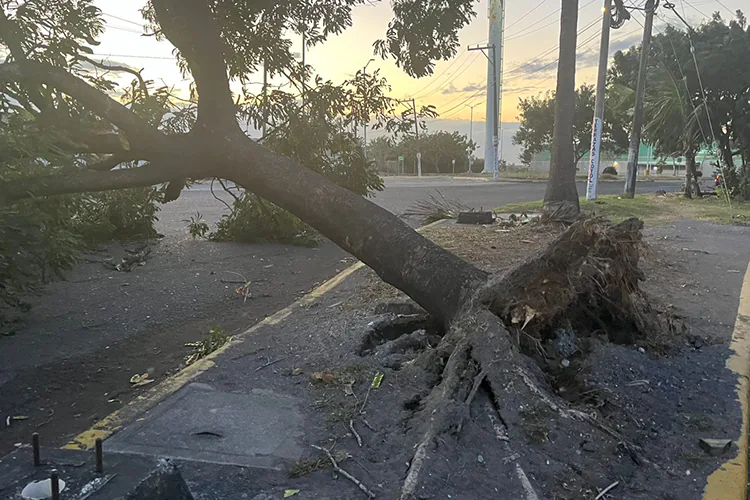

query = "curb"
[
  {"left": 63, "top": 219, "right": 446, "bottom": 451},
  {"left": 703, "top": 263, "right": 750, "bottom": 500}
]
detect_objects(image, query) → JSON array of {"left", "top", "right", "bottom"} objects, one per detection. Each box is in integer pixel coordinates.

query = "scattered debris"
[
  {"left": 457, "top": 211, "right": 494, "bottom": 225},
  {"left": 402, "top": 190, "right": 471, "bottom": 224},
  {"left": 370, "top": 373, "right": 384, "bottom": 389},
  {"left": 312, "top": 371, "right": 336, "bottom": 384},
  {"left": 129, "top": 373, "right": 154, "bottom": 387},
  {"left": 79, "top": 474, "right": 118, "bottom": 500},
  {"left": 698, "top": 438, "right": 732, "bottom": 456},
  {"left": 185, "top": 327, "right": 230, "bottom": 365},
  {"left": 255, "top": 356, "right": 288, "bottom": 372},
  {"left": 311, "top": 445, "right": 376, "bottom": 499},
  {"left": 594, "top": 481, "right": 619, "bottom": 500},
  {"left": 21, "top": 477, "right": 67, "bottom": 500},
  {"left": 350, "top": 419, "right": 363, "bottom": 447}
]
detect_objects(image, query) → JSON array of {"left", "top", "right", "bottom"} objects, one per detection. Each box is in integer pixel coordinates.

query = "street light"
[{"left": 363, "top": 58, "right": 376, "bottom": 158}]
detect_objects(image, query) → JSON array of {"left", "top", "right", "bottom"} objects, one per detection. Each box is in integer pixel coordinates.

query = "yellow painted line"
[
  {"left": 63, "top": 261, "right": 364, "bottom": 450},
  {"left": 703, "top": 263, "right": 750, "bottom": 499},
  {"left": 64, "top": 220, "right": 447, "bottom": 451}
]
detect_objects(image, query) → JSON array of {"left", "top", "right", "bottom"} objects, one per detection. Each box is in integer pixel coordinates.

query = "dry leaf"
[
  {"left": 344, "top": 380, "right": 355, "bottom": 396},
  {"left": 311, "top": 371, "right": 335, "bottom": 384},
  {"left": 284, "top": 489, "right": 301, "bottom": 498}
]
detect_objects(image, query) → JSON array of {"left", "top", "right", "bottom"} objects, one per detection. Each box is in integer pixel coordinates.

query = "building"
[{"left": 528, "top": 144, "right": 719, "bottom": 176}]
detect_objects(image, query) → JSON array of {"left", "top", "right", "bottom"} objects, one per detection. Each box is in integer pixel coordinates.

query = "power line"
[
  {"left": 101, "top": 12, "right": 145, "bottom": 27},
  {"left": 504, "top": 0, "right": 548, "bottom": 32},
  {"left": 91, "top": 53, "right": 175, "bottom": 60},
  {"left": 414, "top": 52, "right": 482, "bottom": 100},
  {"left": 408, "top": 49, "right": 469, "bottom": 98}
]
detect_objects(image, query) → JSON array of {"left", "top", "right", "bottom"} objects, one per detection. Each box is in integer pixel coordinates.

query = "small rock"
[
  {"left": 477, "top": 454, "right": 485, "bottom": 464},
  {"left": 699, "top": 438, "right": 732, "bottom": 456},
  {"left": 638, "top": 347, "right": 646, "bottom": 354},
  {"left": 561, "top": 359, "right": 571, "bottom": 368},
  {"left": 581, "top": 441, "right": 597, "bottom": 453},
  {"left": 553, "top": 325, "right": 578, "bottom": 359}
]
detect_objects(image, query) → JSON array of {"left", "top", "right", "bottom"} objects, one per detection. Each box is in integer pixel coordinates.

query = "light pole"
[{"left": 363, "top": 58, "right": 375, "bottom": 159}]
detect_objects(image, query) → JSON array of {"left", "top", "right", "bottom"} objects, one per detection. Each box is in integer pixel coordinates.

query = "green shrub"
[
  {"left": 68, "top": 188, "right": 162, "bottom": 243},
  {"left": 184, "top": 212, "right": 210, "bottom": 239},
  {"left": 0, "top": 205, "right": 81, "bottom": 323},
  {"left": 209, "top": 193, "right": 318, "bottom": 247}
]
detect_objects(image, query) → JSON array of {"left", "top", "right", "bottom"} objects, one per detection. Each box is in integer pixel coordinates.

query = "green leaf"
[{"left": 283, "top": 489, "right": 301, "bottom": 498}]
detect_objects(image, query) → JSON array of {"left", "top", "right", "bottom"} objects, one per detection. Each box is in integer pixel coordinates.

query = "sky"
[{"left": 92, "top": 0, "right": 744, "bottom": 161}]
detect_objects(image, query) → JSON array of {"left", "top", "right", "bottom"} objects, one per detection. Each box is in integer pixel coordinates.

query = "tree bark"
[
  {"left": 218, "top": 131, "right": 488, "bottom": 324},
  {"left": 684, "top": 149, "right": 697, "bottom": 199},
  {"left": 544, "top": 0, "right": 580, "bottom": 213}
]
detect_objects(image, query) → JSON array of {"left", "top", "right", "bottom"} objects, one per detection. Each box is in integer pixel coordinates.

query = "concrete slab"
[{"left": 106, "top": 384, "right": 304, "bottom": 470}]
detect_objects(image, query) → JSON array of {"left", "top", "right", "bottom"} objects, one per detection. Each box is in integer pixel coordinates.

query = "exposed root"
[{"left": 399, "top": 218, "right": 673, "bottom": 496}]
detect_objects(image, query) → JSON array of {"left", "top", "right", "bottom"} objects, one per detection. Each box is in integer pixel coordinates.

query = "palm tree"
[
  {"left": 544, "top": 0, "right": 580, "bottom": 214},
  {"left": 642, "top": 66, "right": 709, "bottom": 198}
]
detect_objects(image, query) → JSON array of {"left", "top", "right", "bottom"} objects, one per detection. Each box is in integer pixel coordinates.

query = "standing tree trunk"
[
  {"left": 544, "top": 0, "right": 580, "bottom": 215},
  {"left": 684, "top": 149, "right": 697, "bottom": 199}
]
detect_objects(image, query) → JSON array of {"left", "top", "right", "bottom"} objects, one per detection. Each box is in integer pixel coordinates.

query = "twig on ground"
[
  {"left": 350, "top": 419, "right": 363, "bottom": 447},
  {"left": 230, "top": 347, "right": 265, "bottom": 360},
  {"left": 359, "top": 383, "right": 372, "bottom": 415},
  {"left": 254, "top": 356, "right": 287, "bottom": 372},
  {"left": 311, "top": 444, "right": 376, "bottom": 499},
  {"left": 594, "top": 481, "right": 619, "bottom": 500},
  {"left": 362, "top": 419, "right": 376, "bottom": 432}
]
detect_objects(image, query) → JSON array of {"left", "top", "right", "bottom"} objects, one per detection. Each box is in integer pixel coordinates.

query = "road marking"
[
  {"left": 62, "top": 261, "right": 365, "bottom": 450},
  {"left": 64, "top": 219, "right": 446, "bottom": 450},
  {"left": 703, "top": 262, "right": 750, "bottom": 499}
]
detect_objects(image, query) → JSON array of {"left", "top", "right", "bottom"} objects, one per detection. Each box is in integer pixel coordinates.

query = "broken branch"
[
  {"left": 311, "top": 445, "right": 376, "bottom": 499},
  {"left": 0, "top": 61, "right": 160, "bottom": 141},
  {"left": 0, "top": 163, "right": 185, "bottom": 204}
]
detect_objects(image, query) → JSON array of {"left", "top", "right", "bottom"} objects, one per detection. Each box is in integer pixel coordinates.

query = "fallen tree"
[{"left": 0, "top": 1, "right": 675, "bottom": 497}]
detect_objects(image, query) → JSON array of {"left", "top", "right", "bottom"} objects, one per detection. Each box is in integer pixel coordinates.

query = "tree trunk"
[
  {"left": 544, "top": 0, "right": 580, "bottom": 214},
  {"left": 685, "top": 150, "right": 698, "bottom": 198},
  {"left": 217, "top": 131, "right": 488, "bottom": 325}
]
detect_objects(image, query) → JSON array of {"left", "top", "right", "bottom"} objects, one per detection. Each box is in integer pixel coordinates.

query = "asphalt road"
[
  {"left": 174, "top": 176, "right": 684, "bottom": 233},
  {"left": 371, "top": 177, "right": 683, "bottom": 216}
]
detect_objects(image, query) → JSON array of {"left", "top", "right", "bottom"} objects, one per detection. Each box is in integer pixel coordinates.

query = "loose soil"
[{"left": 182, "top": 218, "right": 750, "bottom": 499}]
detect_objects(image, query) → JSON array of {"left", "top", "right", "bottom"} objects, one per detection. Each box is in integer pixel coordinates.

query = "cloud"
[{"left": 442, "top": 82, "right": 485, "bottom": 95}]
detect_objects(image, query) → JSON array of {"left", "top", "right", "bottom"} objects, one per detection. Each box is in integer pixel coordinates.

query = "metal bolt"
[
  {"left": 95, "top": 438, "right": 103, "bottom": 474},
  {"left": 32, "top": 433, "right": 40, "bottom": 467},
  {"left": 50, "top": 469, "right": 60, "bottom": 500}
]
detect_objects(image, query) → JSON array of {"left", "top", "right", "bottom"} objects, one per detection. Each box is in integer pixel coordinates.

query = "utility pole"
[
  {"left": 262, "top": 58, "right": 268, "bottom": 139},
  {"left": 623, "top": 0, "right": 656, "bottom": 198},
  {"left": 585, "top": 0, "right": 612, "bottom": 201},
  {"left": 468, "top": 104, "right": 475, "bottom": 172},
  {"left": 363, "top": 58, "right": 375, "bottom": 159},
  {"left": 412, "top": 98, "right": 422, "bottom": 177},
  {"left": 479, "top": 0, "right": 504, "bottom": 176},
  {"left": 469, "top": 44, "right": 499, "bottom": 179}
]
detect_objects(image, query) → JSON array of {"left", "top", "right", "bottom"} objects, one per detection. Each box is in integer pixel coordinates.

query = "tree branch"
[
  {"left": 85, "top": 154, "right": 133, "bottom": 172},
  {"left": 151, "top": 0, "right": 237, "bottom": 131},
  {"left": 0, "top": 163, "right": 184, "bottom": 204},
  {"left": 0, "top": 61, "right": 160, "bottom": 142},
  {"left": 77, "top": 56, "right": 148, "bottom": 98}
]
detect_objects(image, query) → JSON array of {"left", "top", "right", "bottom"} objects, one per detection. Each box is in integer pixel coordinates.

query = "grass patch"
[{"left": 496, "top": 194, "right": 750, "bottom": 225}]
